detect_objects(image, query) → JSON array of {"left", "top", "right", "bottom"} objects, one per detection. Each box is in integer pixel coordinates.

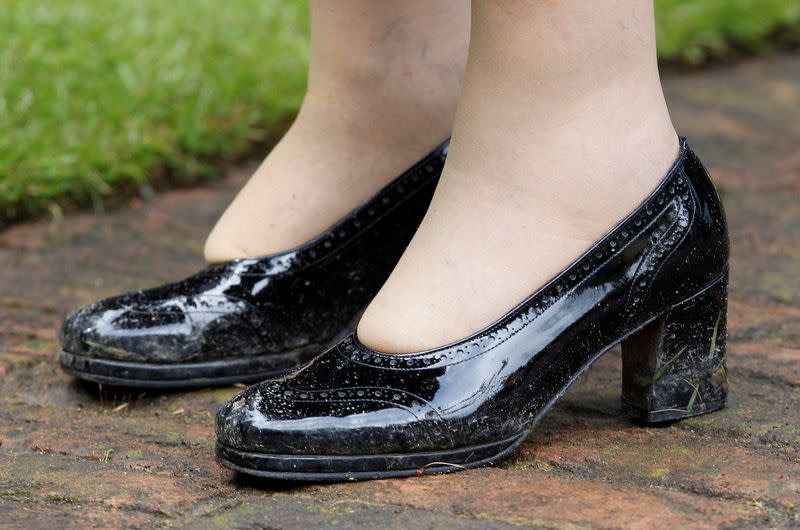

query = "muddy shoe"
[
  {"left": 215, "top": 138, "right": 729, "bottom": 481},
  {"left": 59, "top": 141, "right": 448, "bottom": 389}
]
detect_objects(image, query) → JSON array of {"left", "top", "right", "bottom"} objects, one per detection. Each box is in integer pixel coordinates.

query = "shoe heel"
[{"left": 621, "top": 271, "right": 728, "bottom": 424}]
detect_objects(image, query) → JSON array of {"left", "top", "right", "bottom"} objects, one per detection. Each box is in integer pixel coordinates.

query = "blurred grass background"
[
  {"left": 1, "top": 0, "right": 798, "bottom": 226},
  {"left": 656, "top": 0, "right": 800, "bottom": 63}
]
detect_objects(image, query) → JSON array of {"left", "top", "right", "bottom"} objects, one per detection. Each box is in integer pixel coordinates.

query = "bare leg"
[
  {"left": 358, "top": 0, "right": 679, "bottom": 352},
  {"left": 205, "top": 0, "right": 469, "bottom": 262}
]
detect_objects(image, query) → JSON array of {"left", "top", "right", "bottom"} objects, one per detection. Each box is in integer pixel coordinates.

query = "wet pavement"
[{"left": 1, "top": 55, "right": 799, "bottom": 529}]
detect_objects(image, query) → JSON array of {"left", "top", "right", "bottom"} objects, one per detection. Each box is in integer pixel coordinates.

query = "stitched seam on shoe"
[
  {"left": 236, "top": 179, "right": 437, "bottom": 278},
  {"left": 633, "top": 192, "right": 697, "bottom": 323},
  {"left": 221, "top": 148, "right": 447, "bottom": 278},
  {"left": 621, "top": 199, "right": 686, "bottom": 328},
  {"left": 286, "top": 380, "right": 444, "bottom": 421},
  {"left": 278, "top": 398, "right": 428, "bottom": 423},
  {"left": 163, "top": 294, "right": 274, "bottom": 348},
  {"left": 437, "top": 368, "right": 506, "bottom": 415}
]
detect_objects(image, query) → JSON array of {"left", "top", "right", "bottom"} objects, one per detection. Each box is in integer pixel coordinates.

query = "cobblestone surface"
[{"left": 1, "top": 56, "right": 799, "bottom": 529}]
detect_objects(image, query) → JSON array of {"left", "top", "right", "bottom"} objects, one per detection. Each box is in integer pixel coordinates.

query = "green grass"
[
  {"left": 657, "top": 0, "right": 800, "bottom": 63},
  {"left": 0, "top": 0, "right": 309, "bottom": 225},
  {"left": 1, "top": 0, "right": 798, "bottom": 225}
]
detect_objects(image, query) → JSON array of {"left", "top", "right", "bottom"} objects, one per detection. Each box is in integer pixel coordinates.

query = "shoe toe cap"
[
  {"left": 215, "top": 380, "right": 437, "bottom": 456},
  {"left": 60, "top": 302, "right": 107, "bottom": 355},
  {"left": 61, "top": 299, "right": 158, "bottom": 361},
  {"left": 60, "top": 292, "right": 263, "bottom": 362},
  {"left": 215, "top": 383, "right": 300, "bottom": 451}
]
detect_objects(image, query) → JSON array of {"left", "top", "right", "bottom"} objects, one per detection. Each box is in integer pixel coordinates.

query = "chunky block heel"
[{"left": 621, "top": 270, "right": 729, "bottom": 424}]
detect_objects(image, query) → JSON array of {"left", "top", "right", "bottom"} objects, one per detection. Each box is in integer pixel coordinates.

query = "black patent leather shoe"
[
  {"left": 216, "top": 138, "right": 729, "bottom": 481},
  {"left": 59, "top": 141, "right": 449, "bottom": 388}
]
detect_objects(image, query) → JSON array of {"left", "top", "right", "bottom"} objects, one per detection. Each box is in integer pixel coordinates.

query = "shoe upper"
[
  {"left": 60, "top": 141, "right": 449, "bottom": 364},
  {"left": 216, "top": 137, "right": 729, "bottom": 455}
]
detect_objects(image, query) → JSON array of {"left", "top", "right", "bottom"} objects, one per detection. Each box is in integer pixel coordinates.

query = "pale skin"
[
  {"left": 208, "top": 0, "right": 679, "bottom": 354},
  {"left": 205, "top": 0, "right": 469, "bottom": 261}
]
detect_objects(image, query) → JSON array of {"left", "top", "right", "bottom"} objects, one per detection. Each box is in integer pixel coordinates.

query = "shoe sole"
[
  {"left": 60, "top": 350, "right": 302, "bottom": 389},
  {"left": 216, "top": 431, "right": 530, "bottom": 482}
]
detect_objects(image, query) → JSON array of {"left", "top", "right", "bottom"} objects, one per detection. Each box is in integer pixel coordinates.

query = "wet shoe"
[
  {"left": 59, "top": 141, "right": 449, "bottom": 388},
  {"left": 216, "top": 138, "right": 729, "bottom": 481}
]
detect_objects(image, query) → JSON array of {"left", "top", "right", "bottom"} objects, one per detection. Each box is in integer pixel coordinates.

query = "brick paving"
[{"left": 1, "top": 56, "right": 799, "bottom": 529}]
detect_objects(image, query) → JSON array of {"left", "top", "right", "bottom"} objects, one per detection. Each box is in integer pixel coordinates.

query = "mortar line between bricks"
[
  {"left": 522, "top": 400, "right": 800, "bottom": 464},
  {"left": 529, "top": 422, "right": 800, "bottom": 474},
  {"left": 670, "top": 425, "right": 800, "bottom": 461},
  {"left": 171, "top": 493, "right": 537, "bottom": 529},
  {"left": 727, "top": 296, "right": 800, "bottom": 317},
  {"left": 729, "top": 365, "right": 800, "bottom": 391},
  {"left": 0, "top": 473, "right": 238, "bottom": 523},
  {"left": 0, "top": 446, "right": 214, "bottom": 482},
  {"left": 0, "top": 496, "right": 175, "bottom": 520},
  {"left": 514, "top": 453, "right": 798, "bottom": 517}
]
